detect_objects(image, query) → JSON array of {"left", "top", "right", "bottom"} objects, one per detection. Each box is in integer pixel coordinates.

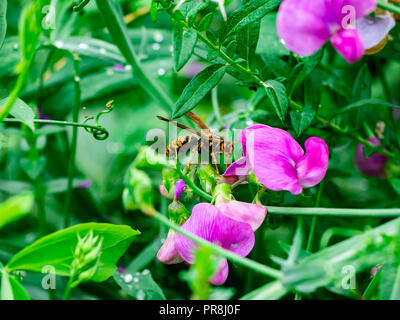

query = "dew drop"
[
  {"left": 136, "top": 290, "right": 145, "bottom": 300},
  {"left": 154, "top": 32, "right": 164, "bottom": 43},
  {"left": 133, "top": 277, "right": 139, "bottom": 283},
  {"left": 99, "top": 48, "right": 107, "bottom": 54},
  {"left": 54, "top": 41, "right": 64, "bottom": 49},
  {"left": 13, "top": 43, "right": 19, "bottom": 50},
  {"left": 279, "top": 38, "right": 286, "bottom": 46},
  {"left": 79, "top": 43, "right": 89, "bottom": 50},
  {"left": 125, "top": 65, "right": 132, "bottom": 71},
  {"left": 142, "top": 269, "right": 150, "bottom": 275},
  {"left": 152, "top": 43, "right": 161, "bottom": 51},
  {"left": 124, "top": 274, "right": 133, "bottom": 283},
  {"left": 157, "top": 68, "right": 166, "bottom": 76}
]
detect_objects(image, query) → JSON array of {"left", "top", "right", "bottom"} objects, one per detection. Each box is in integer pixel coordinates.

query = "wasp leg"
[
  {"left": 185, "top": 148, "right": 198, "bottom": 173},
  {"left": 211, "top": 152, "right": 219, "bottom": 174}
]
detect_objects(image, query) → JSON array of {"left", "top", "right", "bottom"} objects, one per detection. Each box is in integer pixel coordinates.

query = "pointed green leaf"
[
  {"left": 264, "top": 80, "right": 288, "bottom": 122},
  {"left": 0, "top": 97, "right": 35, "bottom": 130},
  {"left": 173, "top": 64, "right": 226, "bottom": 118},
  {"left": 290, "top": 109, "right": 316, "bottom": 136},
  {"left": 0, "top": 0, "right": 6, "bottom": 49},
  {"left": 173, "top": 26, "right": 197, "bottom": 71}
]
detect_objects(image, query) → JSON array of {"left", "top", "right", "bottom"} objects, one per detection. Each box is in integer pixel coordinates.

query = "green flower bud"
[
  {"left": 168, "top": 200, "right": 190, "bottom": 224},
  {"left": 212, "top": 183, "right": 234, "bottom": 201},
  {"left": 133, "top": 146, "right": 174, "bottom": 170},
  {"left": 123, "top": 167, "right": 155, "bottom": 216},
  {"left": 161, "top": 167, "right": 180, "bottom": 196},
  {"left": 197, "top": 164, "right": 218, "bottom": 193},
  {"left": 248, "top": 170, "right": 262, "bottom": 187}
]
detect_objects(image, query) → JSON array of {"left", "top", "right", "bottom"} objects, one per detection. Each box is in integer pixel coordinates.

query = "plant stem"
[
  {"left": 267, "top": 206, "right": 400, "bottom": 217},
  {"left": 62, "top": 277, "right": 74, "bottom": 300},
  {"left": 377, "top": 0, "right": 400, "bottom": 15},
  {"left": 306, "top": 180, "right": 325, "bottom": 252},
  {"left": 3, "top": 119, "right": 110, "bottom": 139},
  {"left": 231, "top": 176, "right": 249, "bottom": 189},
  {"left": 176, "top": 163, "right": 213, "bottom": 201},
  {"left": 65, "top": 56, "right": 81, "bottom": 228},
  {"left": 154, "top": 211, "right": 282, "bottom": 280},
  {"left": 95, "top": 0, "right": 174, "bottom": 112}
]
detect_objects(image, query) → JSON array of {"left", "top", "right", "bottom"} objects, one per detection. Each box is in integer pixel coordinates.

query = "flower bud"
[
  {"left": 133, "top": 146, "right": 174, "bottom": 170},
  {"left": 354, "top": 137, "right": 388, "bottom": 178},
  {"left": 123, "top": 167, "right": 155, "bottom": 216},
  {"left": 197, "top": 164, "right": 218, "bottom": 193},
  {"left": 168, "top": 200, "right": 190, "bottom": 225}
]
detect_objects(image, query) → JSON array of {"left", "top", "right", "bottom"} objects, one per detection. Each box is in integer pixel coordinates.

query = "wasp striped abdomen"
[{"left": 166, "top": 135, "right": 199, "bottom": 157}]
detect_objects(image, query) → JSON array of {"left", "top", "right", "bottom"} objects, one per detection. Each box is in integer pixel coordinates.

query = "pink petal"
[
  {"left": 223, "top": 156, "right": 251, "bottom": 180},
  {"left": 157, "top": 230, "right": 184, "bottom": 264},
  {"left": 331, "top": 29, "right": 364, "bottom": 63},
  {"left": 175, "top": 203, "right": 254, "bottom": 264},
  {"left": 174, "top": 179, "right": 186, "bottom": 201},
  {"left": 215, "top": 197, "right": 267, "bottom": 231},
  {"left": 245, "top": 126, "right": 304, "bottom": 194},
  {"left": 210, "top": 259, "right": 229, "bottom": 285},
  {"left": 357, "top": 14, "right": 395, "bottom": 50},
  {"left": 277, "top": 0, "right": 332, "bottom": 56},
  {"left": 296, "top": 137, "right": 329, "bottom": 188},
  {"left": 238, "top": 125, "right": 267, "bottom": 157}
]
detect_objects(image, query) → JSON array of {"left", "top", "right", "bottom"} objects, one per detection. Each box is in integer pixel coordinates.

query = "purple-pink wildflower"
[
  {"left": 277, "top": 0, "right": 377, "bottom": 63},
  {"left": 224, "top": 125, "right": 329, "bottom": 195},
  {"left": 157, "top": 199, "right": 266, "bottom": 284},
  {"left": 175, "top": 203, "right": 255, "bottom": 285},
  {"left": 354, "top": 137, "right": 387, "bottom": 178}
]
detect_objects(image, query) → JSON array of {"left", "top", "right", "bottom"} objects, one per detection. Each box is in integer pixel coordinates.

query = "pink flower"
[
  {"left": 224, "top": 125, "right": 329, "bottom": 195},
  {"left": 174, "top": 179, "right": 186, "bottom": 201},
  {"left": 175, "top": 203, "right": 255, "bottom": 285},
  {"left": 214, "top": 196, "right": 267, "bottom": 231},
  {"left": 157, "top": 199, "right": 265, "bottom": 284},
  {"left": 354, "top": 137, "right": 387, "bottom": 178},
  {"left": 277, "top": 0, "right": 377, "bottom": 63},
  {"left": 157, "top": 230, "right": 184, "bottom": 264}
]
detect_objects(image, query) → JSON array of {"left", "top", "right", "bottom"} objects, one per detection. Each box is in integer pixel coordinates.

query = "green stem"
[
  {"left": 211, "top": 87, "right": 223, "bottom": 126},
  {"left": 3, "top": 119, "right": 109, "bottom": 139},
  {"left": 62, "top": 277, "right": 74, "bottom": 300},
  {"left": 268, "top": 206, "right": 400, "bottom": 217},
  {"left": 65, "top": 56, "right": 81, "bottom": 228},
  {"left": 95, "top": 0, "right": 174, "bottom": 112},
  {"left": 154, "top": 211, "right": 282, "bottom": 280},
  {"left": 0, "top": 55, "right": 34, "bottom": 122},
  {"left": 377, "top": 0, "right": 400, "bottom": 15},
  {"left": 305, "top": 180, "right": 325, "bottom": 252},
  {"left": 176, "top": 163, "right": 213, "bottom": 201}
]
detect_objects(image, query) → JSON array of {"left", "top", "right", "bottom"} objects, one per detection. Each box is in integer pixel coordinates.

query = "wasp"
[{"left": 157, "top": 111, "right": 233, "bottom": 174}]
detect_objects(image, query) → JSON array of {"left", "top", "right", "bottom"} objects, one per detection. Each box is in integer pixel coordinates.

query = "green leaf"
[
  {"left": 289, "top": 109, "right": 316, "bottom": 137},
  {"left": 378, "top": 263, "right": 400, "bottom": 299},
  {"left": 282, "top": 217, "right": 400, "bottom": 294},
  {"left": 240, "top": 280, "right": 288, "bottom": 300},
  {"left": 264, "top": 80, "right": 288, "bottom": 122},
  {"left": 0, "top": 97, "right": 35, "bottom": 130},
  {"left": 287, "top": 49, "right": 324, "bottom": 97},
  {"left": 173, "top": 26, "right": 197, "bottom": 71},
  {"left": 237, "top": 21, "right": 260, "bottom": 65},
  {"left": 20, "top": 156, "right": 46, "bottom": 180},
  {"left": 352, "top": 64, "right": 372, "bottom": 102},
  {"left": 113, "top": 269, "right": 166, "bottom": 300},
  {"left": 52, "top": 37, "right": 125, "bottom": 64},
  {"left": 44, "top": 178, "right": 90, "bottom": 194},
  {"left": 390, "top": 178, "right": 400, "bottom": 196},
  {"left": 0, "top": 267, "right": 30, "bottom": 300},
  {"left": 7, "top": 223, "right": 140, "bottom": 282},
  {"left": 0, "top": 193, "right": 34, "bottom": 230},
  {"left": 332, "top": 99, "right": 400, "bottom": 118},
  {"left": 222, "top": 0, "right": 281, "bottom": 39},
  {"left": 256, "top": 12, "right": 288, "bottom": 56},
  {"left": 173, "top": 64, "right": 226, "bottom": 118},
  {"left": 0, "top": 0, "right": 6, "bottom": 49}
]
